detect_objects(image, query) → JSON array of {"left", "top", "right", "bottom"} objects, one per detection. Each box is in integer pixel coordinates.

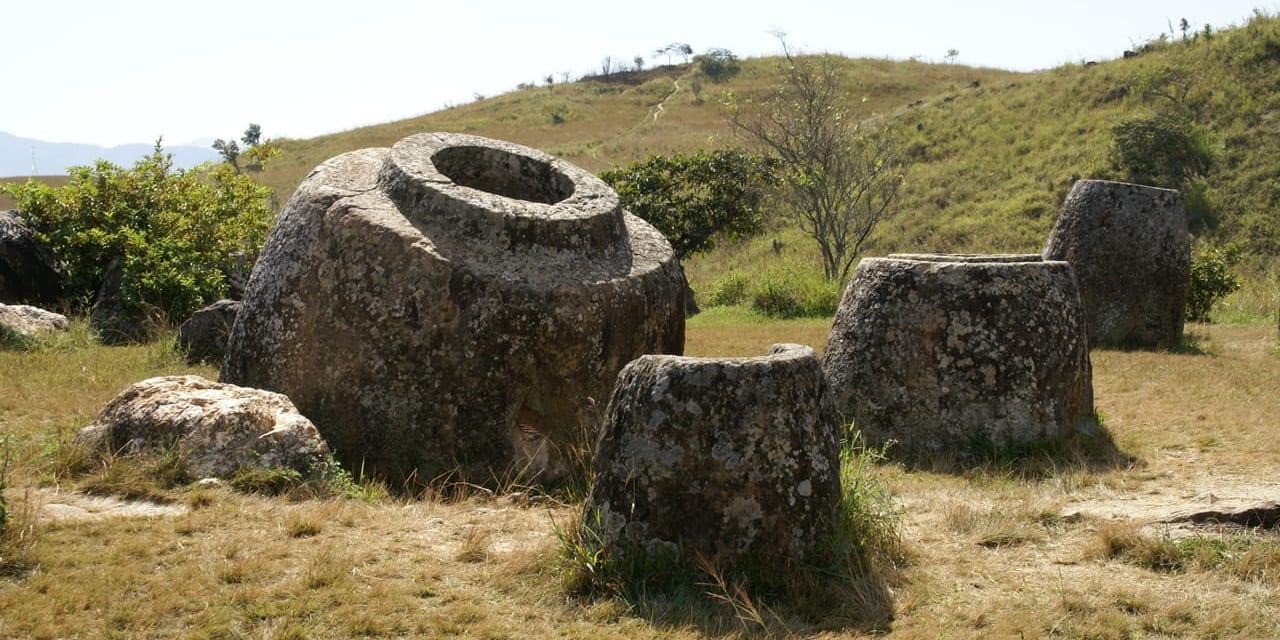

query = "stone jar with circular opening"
[
  {"left": 220, "top": 133, "right": 685, "bottom": 486},
  {"left": 581, "top": 343, "right": 840, "bottom": 567},
  {"left": 822, "top": 254, "right": 1094, "bottom": 460},
  {"left": 1042, "top": 179, "right": 1189, "bottom": 348}
]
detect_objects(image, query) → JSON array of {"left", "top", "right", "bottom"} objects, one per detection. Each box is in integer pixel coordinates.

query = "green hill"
[
  {"left": 253, "top": 15, "right": 1277, "bottom": 265},
  {"left": 8, "top": 14, "right": 1278, "bottom": 316}
]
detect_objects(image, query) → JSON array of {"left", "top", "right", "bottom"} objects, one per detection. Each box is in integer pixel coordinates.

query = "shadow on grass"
[
  {"left": 563, "top": 556, "right": 898, "bottom": 638},
  {"left": 1092, "top": 330, "right": 1213, "bottom": 356},
  {"left": 888, "top": 416, "right": 1139, "bottom": 481}
]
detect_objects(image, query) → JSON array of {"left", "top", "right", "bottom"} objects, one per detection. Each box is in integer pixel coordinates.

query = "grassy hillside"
[
  {"left": 6, "top": 14, "right": 1278, "bottom": 317},
  {"left": 242, "top": 14, "right": 1278, "bottom": 321},
  {"left": 245, "top": 14, "right": 1280, "bottom": 258},
  {"left": 252, "top": 59, "right": 1022, "bottom": 194}
]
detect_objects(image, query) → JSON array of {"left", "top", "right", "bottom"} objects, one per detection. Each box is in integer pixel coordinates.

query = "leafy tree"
[
  {"left": 633, "top": 55, "right": 645, "bottom": 71},
  {"left": 728, "top": 39, "right": 909, "bottom": 282},
  {"left": 1111, "top": 65, "right": 1218, "bottom": 234},
  {"left": 1111, "top": 111, "right": 1215, "bottom": 188},
  {"left": 654, "top": 42, "right": 693, "bottom": 65},
  {"left": 241, "top": 123, "right": 262, "bottom": 147},
  {"left": 599, "top": 148, "right": 775, "bottom": 260},
  {"left": 694, "top": 48, "right": 740, "bottom": 82},
  {"left": 1, "top": 143, "right": 275, "bottom": 334},
  {"left": 212, "top": 138, "right": 240, "bottom": 173}
]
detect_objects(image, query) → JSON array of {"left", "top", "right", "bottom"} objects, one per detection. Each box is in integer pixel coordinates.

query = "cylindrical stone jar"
[
  {"left": 221, "top": 133, "right": 685, "bottom": 486},
  {"left": 582, "top": 344, "right": 840, "bottom": 568},
  {"left": 822, "top": 254, "right": 1094, "bottom": 460},
  {"left": 1042, "top": 179, "right": 1189, "bottom": 348}
]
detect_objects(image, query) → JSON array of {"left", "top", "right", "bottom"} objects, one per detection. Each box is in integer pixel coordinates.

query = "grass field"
[{"left": 2, "top": 318, "right": 1278, "bottom": 639}]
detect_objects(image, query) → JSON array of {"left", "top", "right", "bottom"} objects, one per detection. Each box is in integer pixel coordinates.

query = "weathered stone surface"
[
  {"left": 822, "top": 254, "right": 1094, "bottom": 459},
  {"left": 177, "top": 299, "right": 240, "bottom": 364},
  {"left": 1042, "top": 179, "right": 1190, "bottom": 348},
  {"left": 221, "top": 133, "right": 685, "bottom": 485},
  {"left": 74, "top": 375, "right": 330, "bottom": 480},
  {"left": 581, "top": 344, "right": 840, "bottom": 565},
  {"left": 0, "top": 302, "right": 69, "bottom": 340},
  {"left": 0, "top": 210, "right": 62, "bottom": 305},
  {"left": 89, "top": 256, "right": 148, "bottom": 345}
]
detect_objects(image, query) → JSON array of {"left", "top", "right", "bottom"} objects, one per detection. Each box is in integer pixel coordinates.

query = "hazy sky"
[{"left": 4, "top": 0, "right": 1274, "bottom": 147}]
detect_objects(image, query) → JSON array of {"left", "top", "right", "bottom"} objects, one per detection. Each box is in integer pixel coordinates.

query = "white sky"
[{"left": 4, "top": 0, "right": 1274, "bottom": 147}]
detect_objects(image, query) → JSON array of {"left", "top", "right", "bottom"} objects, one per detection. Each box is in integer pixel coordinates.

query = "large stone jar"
[
  {"left": 1042, "top": 179, "right": 1189, "bottom": 348},
  {"left": 822, "top": 254, "right": 1094, "bottom": 460},
  {"left": 581, "top": 344, "right": 841, "bottom": 567},
  {"left": 221, "top": 133, "right": 685, "bottom": 485}
]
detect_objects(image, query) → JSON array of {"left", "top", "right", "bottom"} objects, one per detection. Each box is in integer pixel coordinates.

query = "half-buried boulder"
[
  {"left": 0, "top": 302, "right": 69, "bottom": 347},
  {"left": 1042, "top": 179, "right": 1189, "bottom": 348},
  {"left": 0, "top": 210, "right": 63, "bottom": 306},
  {"left": 176, "top": 299, "right": 240, "bottom": 365},
  {"left": 74, "top": 375, "right": 329, "bottom": 480},
  {"left": 581, "top": 344, "right": 840, "bottom": 570},
  {"left": 221, "top": 133, "right": 685, "bottom": 486},
  {"left": 822, "top": 254, "right": 1094, "bottom": 461}
]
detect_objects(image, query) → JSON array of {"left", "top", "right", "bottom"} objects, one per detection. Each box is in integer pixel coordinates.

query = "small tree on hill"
[
  {"left": 655, "top": 43, "right": 693, "bottom": 65},
  {"left": 1111, "top": 65, "right": 1217, "bottom": 232},
  {"left": 212, "top": 138, "right": 240, "bottom": 173},
  {"left": 242, "top": 123, "right": 262, "bottom": 147},
  {"left": 695, "top": 48, "right": 740, "bottom": 82},
  {"left": 728, "top": 38, "right": 909, "bottom": 282},
  {"left": 214, "top": 123, "right": 279, "bottom": 174},
  {"left": 599, "top": 148, "right": 775, "bottom": 260}
]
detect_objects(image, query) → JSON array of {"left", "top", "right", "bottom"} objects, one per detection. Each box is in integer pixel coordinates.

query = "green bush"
[
  {"left": 600, "top": 148, "right": 774, "bottom": 260},
  {"left": 749, "top": 268, "right": 842, "bottom": 319},
  {"left": 1111, "top": 111, "right": 1215, "bottom": 188},
  {"left": 694, "top": 48, "right": 740, "bottom": 82},
  {"left": 706, "top": 272, "right": 751, "bottom": 307},
  {"left": 702, "top": 267, "right": 842, "bottom": 319},
  {"left": 1186, "top": 244, "right": 1242, "bottom": 322},
  {"left": 1, "top": 144, "right": 274, "bottom": 331}
]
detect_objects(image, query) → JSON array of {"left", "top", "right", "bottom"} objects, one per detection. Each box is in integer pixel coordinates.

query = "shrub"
[
  {"left": 749, "top": 268, "right": 842, "bottom": 319},
  {"left": 1111, "top": 111, "right": 1215, "bottom": 188},
  {"left": 706, "top": 272, "right": 751, "bottom": 307},
  {"left": 694, "top": 48, "right": 740, "bottom": 82},
  {"left": 1, "top": 143, "right": 275, "bottom": 331},
  {"left": 1186, "top": 244, "right": 1242, "bottom": 322},
  {"left": 701, "top": 267, "right": 842, "bottom": 319},
  {"left": 600, "top": 148, "right": 775, "bottom": 260}
]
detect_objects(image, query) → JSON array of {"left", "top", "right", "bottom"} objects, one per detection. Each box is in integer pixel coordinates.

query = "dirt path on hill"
[{"left": 652, "top": 75, "right": 683, "bottom": 122}]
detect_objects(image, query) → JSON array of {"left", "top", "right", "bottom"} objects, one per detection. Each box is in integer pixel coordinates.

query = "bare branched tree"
[{"left": 729, "top": 37, "right": 908, "bottom": 282}]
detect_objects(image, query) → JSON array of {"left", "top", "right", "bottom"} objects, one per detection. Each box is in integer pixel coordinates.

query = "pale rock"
[{"left": 75, "top": 375, "right": 330, "bottom": 480}]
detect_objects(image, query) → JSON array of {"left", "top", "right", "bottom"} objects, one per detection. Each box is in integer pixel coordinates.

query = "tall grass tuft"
[{"left": 704, "top": 266, "right": 842, "bottom": 319}]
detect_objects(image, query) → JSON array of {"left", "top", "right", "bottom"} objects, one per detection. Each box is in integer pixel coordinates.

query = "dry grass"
[{"left": 3, "top": 323, "right": 1280, "bottom": 637}]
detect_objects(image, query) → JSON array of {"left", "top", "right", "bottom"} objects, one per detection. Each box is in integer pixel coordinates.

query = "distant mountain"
[{"left": 0, "top": 131, "right": 222, "bottom": 177}]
